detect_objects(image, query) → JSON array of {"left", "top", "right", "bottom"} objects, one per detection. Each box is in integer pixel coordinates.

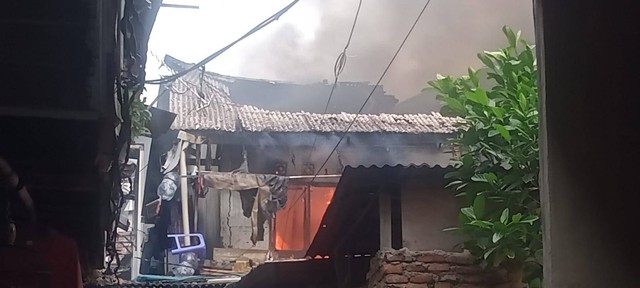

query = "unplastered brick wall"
[{"left": 367, "top": 248, "right": 511, "bottom": 288}]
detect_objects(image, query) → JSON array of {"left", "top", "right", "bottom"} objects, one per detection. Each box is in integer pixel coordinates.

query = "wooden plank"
[
  {"left": 379, "top": 192, "right": 392, "bottom": 249},
  {"left": 194, "top": 143, "right": 201, "bottom": 229},
  {"left": 213, "top": 248, "right": 268, "bottom": 264},
  {"left": 303, "top": 185, "right": 311, "bottom": 248},
  {"left": 205, "top": 142, "right": 212, "bottom": 171},
  {"left": 390, "top": 189, "right": 403, "bottom": 250}
]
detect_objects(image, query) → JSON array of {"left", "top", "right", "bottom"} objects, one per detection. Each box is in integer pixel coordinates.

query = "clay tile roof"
[{"left": 165, "top": 68, "right": 461, "bottom": 134}]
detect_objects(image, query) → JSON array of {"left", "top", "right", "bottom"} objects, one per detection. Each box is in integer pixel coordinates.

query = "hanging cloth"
[{"left": 201, "top": 171, "right": 287, "bottom": 244}]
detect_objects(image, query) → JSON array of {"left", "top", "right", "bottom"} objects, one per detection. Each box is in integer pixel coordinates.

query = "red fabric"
[{"left": 32, "top": 231, "right": 83, "bottom": 288}]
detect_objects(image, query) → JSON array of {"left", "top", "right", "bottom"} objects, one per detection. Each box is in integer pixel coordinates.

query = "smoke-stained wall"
[{"left": 232, "top": 133, "right": 451, "bottom": 176}]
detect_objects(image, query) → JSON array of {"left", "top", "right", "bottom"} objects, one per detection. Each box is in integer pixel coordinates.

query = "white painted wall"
[{"left": 400, "top": 185, "right": 464, "bottom": 251}]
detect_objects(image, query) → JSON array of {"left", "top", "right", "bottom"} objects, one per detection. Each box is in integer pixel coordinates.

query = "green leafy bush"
[
  {"left": 427, "top": 26, "right": 542, "bottom": 286},
  {"left": 130, "top": 94, "right": 151, "bottom": 139}
]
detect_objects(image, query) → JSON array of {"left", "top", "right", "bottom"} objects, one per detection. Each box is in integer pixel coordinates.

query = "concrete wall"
[
  {"left": 400, "top": 185, "right": 464, "bottom": 252},
  {"left": 219, "top": 189, "right": 270, "bottom": 250},
  {"left": 535, "top": 0, "right": 640, "bottom": 286}
]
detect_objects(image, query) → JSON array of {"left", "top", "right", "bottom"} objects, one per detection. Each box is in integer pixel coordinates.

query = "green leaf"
[
  {"left": 462, "top": 155, "right": 473, "bottom": 167},
  {"left": 521, "top": 215, "right": 539, "bottom": 224},
  {"left": 522, "top": 173, "right": 535, "bottom": 183},
  {"left": 420, "top": 86, "right": 437, "bottom": 93},
  {"left": 503, "top": 25, "right": 516, "bottom": 48},
  {"left": 461, "top": 207, "right": 476, "bottom": 220},
  {"left": 511, "top": 213, "right": 523, "bottom": 223},
  {"left": 493, "top": 124, "right": 512, "bottom": 142},
  {"left": 500, "top": 208, "right": 510, "bottom": 224},
  {"left": 486, "top": 51, "right": 506, "bottom": 60},
  {"left": 492, "top": 232, "right": 504, "bottom": 243},
  {"left": 484, "top": 246, "right": 498, "bottom": 259},
  {"left": 444, "top": 171, "right": 460, "bottom": 179},
  {"left": 468, "top": 67, "right": 479, "bottom": 86},
  {"left": 491, "top": 107, "right": 506, "bottom": 118},
  {"left": 483, "top": 172, "right": 497, "bottom": 183},
  {"left": 492, "top": 250, "right": 506, "bottom": 267},
  {"left": 459, "top": 211, "right": 471, "bottom": 224},
  {"left": 506, "top": 249, "right": 516, "bottom": 259},
  {"left": 519, "top": 93, "right": 528, "bottom": 111},
  {"left": 487, "top": 72, "right": 504, "bottom": 85},
  {"left": 478, "top": 53, "right": 495, "bottom": 69},
  {"left": 509, "top": 118, "right": 523, "bottom": 127},
  {"left": 455, "top": 183, "right": 468, "bottom": 191},
  {"left": 500, "top": 160, "right": 513, "bottom": 170},
  {"left": 441, "top": 96, "right": 466, "bottom": 115},
  {"left": 521, "top": 82, "right": 537, "bottom": 97},
  {"left": 468, "top": 220, "right": 493, "bottom": 229},
  {"left": 465, "top": 88, "right": 489, "bottom": 106},
  {"left": 445, "top": 180, "right": 463, "bottom": 189},
  {"left": 473, "top": 194, "right": 486, "bottom": 218},
  {"left": 471, "top": 174, "right": 488, "bottom": 183},
  {"left": 477, "top": 237, "right": 489, "bottom": 249}
]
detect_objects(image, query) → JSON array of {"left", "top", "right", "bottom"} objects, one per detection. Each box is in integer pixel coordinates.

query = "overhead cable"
[
  {"left": 322, "top": 0, "right": 363, "bottom": 113},
  {"left": 310, "top": 0, "right": 434, "bottom": 184},
  {"left": 289, "top": 0, "right": 434, "bottom": 216},
  {"left": 306, "top": 0, "right": 363, "bottom": 164},
  {"left": 295, "top": 0, "right": 364, "bottom": 225},
  {"left": 145, "top": 0, "right": 300, "bottom": 85}
]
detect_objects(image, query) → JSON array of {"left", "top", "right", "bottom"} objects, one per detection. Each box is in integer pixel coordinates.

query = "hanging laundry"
[{"left": 201, "top": 171, "right": 288, "bottom": 244}]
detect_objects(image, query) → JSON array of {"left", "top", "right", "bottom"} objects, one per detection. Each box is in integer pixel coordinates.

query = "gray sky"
[{"left": 144, "top": 0, "right": 534, "bottom": 103}]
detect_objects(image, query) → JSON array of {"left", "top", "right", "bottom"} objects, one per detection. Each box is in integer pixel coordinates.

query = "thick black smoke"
[{"left": 236, "top": 0, "right": 534, "bottom": 103}]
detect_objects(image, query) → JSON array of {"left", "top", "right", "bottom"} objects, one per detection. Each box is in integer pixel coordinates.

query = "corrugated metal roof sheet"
[
  {"left": 96, "top": 284, "right": 227, "bottom": 288},
  {"left": 165, "top": 67, "right": 462, "bottom": 134},
  {"left": 306, "top": 164, "right": 455, "bottom": 258}
]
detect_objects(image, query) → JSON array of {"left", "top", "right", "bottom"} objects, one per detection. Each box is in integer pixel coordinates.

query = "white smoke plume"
[{"left": 235, "top": 0, "right": 535, "bottom": 102}]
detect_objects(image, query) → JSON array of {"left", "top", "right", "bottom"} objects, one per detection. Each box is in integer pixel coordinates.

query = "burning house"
[
  {"left": 131, "top": 54, "right": 466, "bottom": 286},
  {"left": 153, "top": 55, "right": 456, "bottom": 242}
]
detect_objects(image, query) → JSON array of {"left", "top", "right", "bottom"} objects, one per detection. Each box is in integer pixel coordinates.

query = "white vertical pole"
[
  {"left": 179, "top": 141, "right": 191, "bottom": 245},
  {"left": 131, "top": 144, "right": 145, "bottom": 279}
]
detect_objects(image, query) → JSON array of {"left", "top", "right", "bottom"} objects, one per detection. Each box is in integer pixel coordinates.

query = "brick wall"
[{"left": 367, "top": 248, "right": 512, "bottom": 288}]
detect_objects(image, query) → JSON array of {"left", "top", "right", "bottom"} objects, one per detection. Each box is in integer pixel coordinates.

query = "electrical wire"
[
  {"left": 145, "top": 0, "right": 300, "bottom": 85},
  {"left": 289, "top": 0, "right": 434, "bottom": 212},
  {"left": 306, "top": 0, "right": 363, "bottom": 164},
  {"left": 323, "top": 0, "right": 362, "bottom": 113},
  {"left": 310, "top": 0, "right": 433, "bottom": 183}
]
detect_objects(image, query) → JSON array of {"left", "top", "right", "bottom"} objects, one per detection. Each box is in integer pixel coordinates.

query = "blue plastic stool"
[{"left": 167, "top": 233, "right": 206, "bottom": 255}]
